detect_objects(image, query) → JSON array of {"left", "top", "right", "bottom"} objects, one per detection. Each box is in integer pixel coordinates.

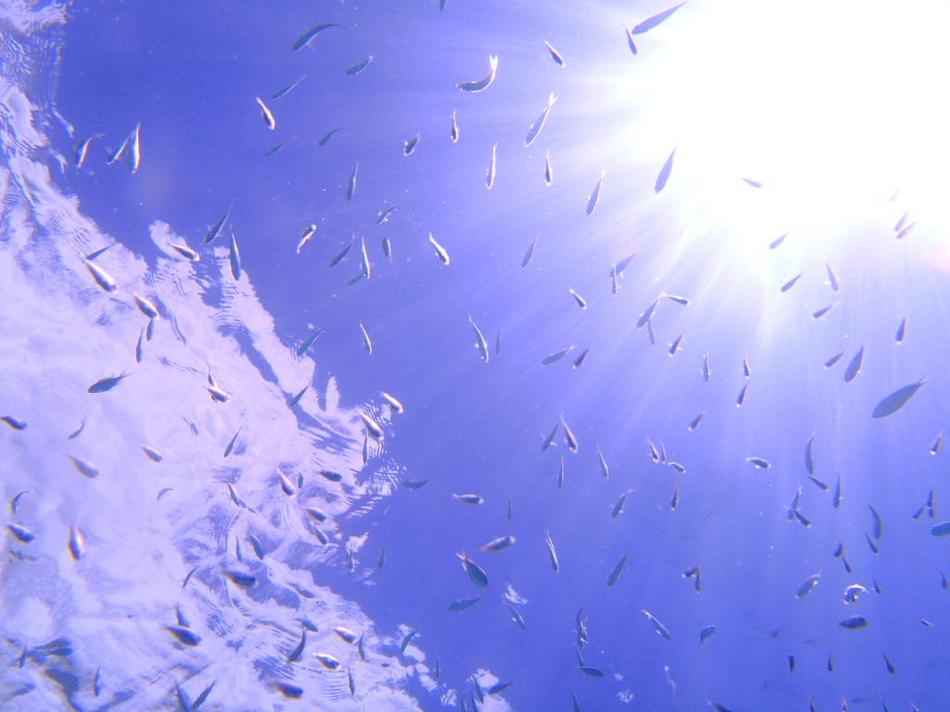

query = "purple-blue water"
[{"left": 2, "top": 2, "right": 949, "bottom": 710}]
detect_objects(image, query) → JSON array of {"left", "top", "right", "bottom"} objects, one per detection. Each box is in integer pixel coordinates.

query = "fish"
[
  {"left": 812, "top": 303, "right": 836, "bottom": 319},
  {"left": 142, "top": 445, "right": 162, "bottom": 463},
  {"left": 636, "top": 299, "right": 659, "bottom": 328},
  {"left": 700, "top": 625, "right": 716, "bottom": 642},
  {"left": 358, "top": 322, "right": 373, "bottom": 355},
  {"left": 468, "top": 315, "right": 490, "bottom": 363},
  {"left": 271, "top": 75, "right": 306, "bottom": 99},
  {"left": 833, "top": 476, "right": 843, "bottom": 509},
  {"left": 883, "top": 653, "right": 896, "bottom": 675},
  {"left": 542, "top": 422, "right": 560, "bottom": 450},
  {"left": 869, "top": 505, "right": 883, "bottom": 539},
  {"left": 457, "top": 54, "right": 499, "bottom": 92},
  {"left": 796, "top": 573, "right": 821, "bottom": 598},
  {"left": 166, "top": 626, "right": 201, "bottom": 646},
  {"left": 544, "top": 151, "right": 553, "bottom": 185},
  {"left": 317, "top": 127, "right": 343, "bottom": 146},
  {"left": 611, "top": 490, "right": 631, "bottom": 518},
  {"left": 74, "top": 133, "right": 102, "bottom": 168},
  {"left": 7, "top": 523, "right": 35, "bottom": 543},
  {"left": 128, "top": 123, "right": 142, "bottom": 174},
  {"left": 769, "top": 233, "right": 788, "bottom": 249},
  {"left": 572, "top": 348, "right": 589, "bottom": 369},
  {"left": 931, "top": 521, "right": 950, "bottom": 537},
  {"left": 132, "top": 293, "right": 159, "bottom": 320},
  {"left": 702, "top": 352, "right": 711, "bottom": 382},
  {"left": 826, "top": 263, "right": 840, "bottom": 291},
  {"left": 843, "top": 347, "right": 864, "bottom": 382},
  {"left": 446, "top": 109, "right": 460, "bottom": 144},
  {"left": 1, "top": 415, "right": 27, "bottom": 430},
  {"left": 454, "top": 493, "right": 484, "bottom": 505},
  {"left": 668, "top": 334, "right": 683, "bottom": 356},
  {"left": 895, "top": 211, "right": 910, "bottom": 231},
  {"left": 543, "top": 40, "right": 566, "bottom": 67},
  {"left": 838, "top": 616, "right": 868, "bottom": 629},
  {"left": 449, "top": 597, "right": 481, "bottom": 612},
  {"left": 481, "top": 535, "right": 516, "bottom": 553},
  {"left": 642, "top": 609, "right": 672, "bottom": 639},
  {"left": 670, "top": 485, "right": 680, "bottom": 510},
  {"left": 106, "top": 136, "right": 128, "bottom": 165},
  {"left": 624, "top": 25, "right": 638, "bottom": 55},
  {"left": 254, "top": 97, "right": 276, "bottom": 130},
  {"left": 403, "top": 134, "right": 420, "bottom": 156},
  {"left": 864, "top": 531, "right": 880, "bottom": 553},
  {"left": 10, "top": 491, "right": 28, "bottom": 513},
  {"left": 225, "top": 569, "right": 256, "bottom": 588},
  {"left": 597, "top": 449, "right": 610, "bottom": 479},
  {"left": 84, "top": 259, "right": 117, "bottom": 292},
  {"left": 742, "top": 356, "right": 752, "bottom": 378},
  {"left": 807, "top": 475, "right": 828, "bottom": 491},
  {"left": 686, "top": 413, "right": 704, "bottom": 432},
  {"left": 273, "top": 681, "right": 303, "bottom": 699},
  {"left": 291, "top": 23, "right": 341, "bottom": 51},
  {"left": 288, "top": 629, "right": 306, "bottom": 662},
  {"left": 544, "top": 531, "right": 560, "bottom": 572},
  {"left": 561, "top": 416, "right": 579, "bottom": 453},
  {"left": 542, "top": 345, "right": 574, "bottom": 366},
  {"left": 506, "top": 496, "right": 512, "bottom": 521},
  {"left": 788, "top": 655, "right": 796, "bottom": 673},
  {"left": 289, "top": 385, "right": 309, "bottom": 408},
  {"left": 88, "top": 372, "right": 130, "bottom": 394},
  {"left": 781, "top": 272, "right": 804, "bottom": 292},
  {"left": 524, "top": 92, "right": 557, "bottom": 147},
  {"left": 736, "top": 383, "right": 748, "bottom": 407},
  {"left": 85, "top": 243, "right": 116, "bottom": 261},
  {"left": 655, "top": 149, "right": 675, "bottom": 193},
  {"left": 824, "top": 352, "right": 844, "bottom": 368},
  {"left": 568, "top": 288, "right": 588, "bottom": 310},
  {"left": 804, "top": 436, "right": 815, "bottom": 474},
  {"left": 872, "top": 379, "right": 926, "bottom": 418},
  {"left": 485, "top": 142, "right": 497, "bottom": 190},
  {"left": 359, "top": 411, "right": 384, "bottom": 441},
  {"left": 606, "top": 555, "right": 627, "bottom": 587},
  {"left": 633, "top": 2, "right": 688, "bottom": 34},
  {"left": 428, "top": 233, "right": 451, "bottom": 266},
  {"left": 895, "top": 317, "right": 907, "bottom": 344},
  {"left": 346, "top": 163, "right": 359, "bottom": 200},
  {"left": 586, "top": 171, "right": 605, "bottom": 216},
  {"left": 382, "top": 236, "right": 393, "bottom": 259},
  {"left": 170, "top": 243, "right": 200, "bottom": 261},
  {"left": 264, "top": 139, "right": 289, "bottom": 157},
  {"left": 315, "top": 652, "right": 342, "bottom": 670},
  {"left": 747, "top": 456, "right": 771, "bottom": 469},
  {"left": 457, "top": 552, "right": 489, "bottom": 587},
  {"left": 664, "top": 293, "right": 690, "bottom": 306},
  {"left": 346, "top": 55, "right": 374, "bottom": 76},
  {"left": 228, "top": 232, "right": 242, "bottom": 280},
  {"left": 896, "top": 222, "right": 915, "bottom": 240}
]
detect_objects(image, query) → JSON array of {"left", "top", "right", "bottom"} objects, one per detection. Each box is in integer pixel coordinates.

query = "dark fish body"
[
  {"left": 166, "top": 625, "right": 201, "bottom": 646},
  {"left": 633, "top": 1, "right": 688, "bottom": 34},
  {"left": 607, "top": 554, "right": 627, "bottom": 587},
  {"left": 1, "top": 415, "right": 26, "bottom": 430},
  {"left": 824, "top": 352, "right": 844, "bottom": 368},
  {"left": 88, "top": 373, "right": 128, "bottom": 393},
  {"left": 291, "top": 23, "right": 341, "bottom": 51},
  {"left": 346, "top": 55, "right": 374, "bottom": 76},
  {"left": 872, "top": 380, "right": 925, "bottom": 418},
  {"left": 318, "top": 127, "right": 343, "bottom": 146},
  {"left": 271, "top": 75, "right": 306, "bottom": 100},
  {"left": 839, "top": 616, "right": 868, "bottom": 629},
  {"left": 781, "top": 272, "right": 803, "bottom": 292},
  {"left": 449, "top": 596, "right": 482, "bottom": 612},
  {"left": 655, "top": 149, "right": 675, "bottom": 193},
  {"left": 843, "top": 347, "right": 864, "bottom": 382}
]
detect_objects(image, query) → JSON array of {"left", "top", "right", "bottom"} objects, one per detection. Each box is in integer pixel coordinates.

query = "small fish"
[
  {"left": 572, "top": 348, "right": 589, "bottom": 369},
  {"left": 289, "top": 385, "right": 309, "bottom": 408},
  {"left": 742, "top": 356, "right": 751, "bottom": 378},
  {"left": 869, "top": 505, "right": 883, "bottom": 539},
  {"left": 224, "top": 569, "right": 256, "bottom": 588},
  {"left": 624, "top": 25, "right": 638, "bottom": 55},
  {"left": 931, "top": 521, "right": 950, "bottom": 537},
  {"left": 637, "top": 299, "right": 659, "bottom": 327},
  {"left": 228, "top": 232, "right": 242, "bottom": 280},
  {"left": 736, "top": 383, "right": 748, "bottom": 407},
  {"left": 359, "top": 411, "right": 384, "bottom": 441},
  {"left": 844, "top": 347, "right": 864, "bottom": 382},
  {"left": 506, "top": 496, "right": 512, "bottom": 521},
  {"left": 403, "top": 134, "right": 420, "bottom": 156},
  {"left": 468, "top": 315, "right": 490, "bottom": 363},
  {"left": 561, "top": 416, "right": 579, "bottom": 453},
  {"left": 633, "top": 2, "right": 688, "bottom": 34},
  {"left": 668, "top": 334, "right": 684, "bottom": 356},
  {"left": 544, "top": 531, "right": 560, "bottom": 572},
  {"left": 688, "top": 413, "right": 703, "bottom": 431},
  {"left": 872, "top": 379, "right": 926, "bottom": 418},
  {"left": 781, "top": 272, "right": 804, "bottom": 292},
  {"left": 568, "top": 288, "right": 588, "bottom": 310},
  {"left": 824, "top": 352, "right": 844, "bottom": 368},
  {"left": 398, "top": 630, "right": 415, "bottom": 654},
  {"left": 542, "top": 345, "right": 574, "bottom": 366},
  {"left": 271, "top": 75, "right": 306, "bottom": 100},
  {"left": 524, "top": 91, "right": 558, "bottom": 147},
  {"left": 670, "top": 485, "right": 680, "bottom": 510},
  {"left": 607, "top": 554, "right": 627, "bottom": 587},
  {"left": 796, "top": 573, "right": 821, "bottom": 598},
  {"left": 788, "top": 655, "right": 796, "bottom": 673},
  {"left": 84, "top": 259, "right": 117, "bottom": 292},
  {"left": 807, "top": 475, "right": 828, "bottom": 491},
  {"left": 8, "top": 523, "right": 35, "bottom": 543},
  {"left": 839, "top": 616, "right": 868, "bottom": 629},
  {"left": 1, "top": 415, "right": 27, "bottom": 430},
  {"left": 428, "top": 233, "right": 451, "bottom": 266},
  {"left": 346, "top": 163, "right": 359, "bottom": 200},
  {"left": 287, "top": 629, "right": 307, "bottom": 662},
  {"left": 317, "top": 127, "right": 343, "bottom": 146},
  {"left": 843, "top": 583, "right": 868, "bottom": 604},
  {"left": 520, "top": 238, "right": 539, "bottom": 269},
  {"left": 883, "top": 653, "right": 896, "bottom": 675},
  {"left": 166, "top": 625, "right": 201, "bottom": 646},
  {"left": 133, "top": 293, "right": 159, "bottom": 319},
  {"left": 700, "top": 625, "right": 716, "bottom": 643},
  {"left": 586, "top": 172, "right": 605, "bottom": 216},
  {"left": 457, "top": 54, "right": 499, "bottom": 93},
  {"left": 106, "top": 136, "right": 128, "bottom": 165},
  {"left": 449, "top": 596, "right": 482, "bottom": 612},
  {"left": 69, "top": 455, "right": 100, "bottom": 478},
  {"left": 127, "top": 123, "right": 142, "bottom": 173},
  {"left": 142, "top": 446, "right": 162, "bottom": 463},
  {"left": 358, "top": 236, "right": 372, "bottom": 278},
  {"left": 812, "top": 303, "right": 836, "bottom": 319},
  {"left": 542, "top": 422, "right": 560, "bottom": 451},
  {"left": 486, "top": 142, "right": 497, "bottom": 190},
  {"left": 293, "top": 224, "right": 319, "bottom": 256},
  {"left": 664, "top": 293, "right": 690, "bottom": 306},
  {"left": 895, "top": 317, "right": 907, "bottom": 344},
  {"left": 642, "top": 609, "right": 672, "bottom": 639},
  {"left": 291, "top": 23, "right": 341, "bottom": 51},
  {"left": 833, "top": 476, "right": 843, "bottom": 509},
  {"left": 75, "top": 133, "right": 102, "bottom": 168},
  {"left": 273, "top": 682, "right": 303, "bottom": 699},
  {"left": 382, "top": 236, "right": 393, "bottom": 259},
  {"left": 654, "top": 149, "right": 675, "bottom": 193},
  {"left": 264, "top": 140, "right": 291, "bottom": 158},
  {"left": 454, "top": 493, "right": 484, "bottom": 505},
  {"left": 401, "top": 479, "right": 428, "bottom": 491},
  {"left": 457, "top": 552, "right": 489, "bottom": 587},
  {"left": 896, "top": 222, "right": 915, "bottom": 240},
  {"left": 747, "top": 456, "right": 771, "bottom": 470},
  {"left": 146, "top": 317, "right": 156, "bottom": 340},
  {"left": 597, "top": 449, "right": 610, "bottom": 480},
  {"left": 544, "top": 151, "right": 553, "bottom": 185},
  {"left": 170, "top": 243, "right": 200, "bottom": 261},
  {"left": 769, "top": 233, "right": 788, "bottom": 249},
  {"left": 804, "top": 436, "right": 816, "bottom": 474},
  {"left": 359, "top": 322, "right": 373, "bottom": 355},
  {"left": 826, "top": 263, "right": 840, "bottom": 291},
  {"left": 10, "top": 490, "right": 28, "bottom": 513},
  {"left": 702, "top": 352, "right": 711, "bottom": 382},
  {"left": 345, "top": 55, "right": 374, "bottom": 76},
  {"left": 544, "top": 40, "right": 565, "bottom": 66},
  {"left": 255, "top": 97, "right": 276, "bottom": 130},
  {"left": 895, "top": 211, "right": 910, "bottom": 231},
  {"left": 481, "top": 535, "right": 516, "bottom": 553}
]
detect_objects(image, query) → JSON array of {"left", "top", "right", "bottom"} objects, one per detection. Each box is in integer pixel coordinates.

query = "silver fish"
[
  {"left": 544, "top": 40, "right": 565, "bottom": 66},
  {"left": 128, "top": 123, "right": 142, "bottom": 174},
  {"left": 544, "top": 531, "right": 560, "bottom": 572},
  {"left": 75, "top": 133, "right": 103, "bottom": 168},
  {"left": 485, "top": 142, "right": 497, "bottom": 190},
  {"left": 296, "top": 224, "right": 318, "bottom": 254},
  {"left": 468, "top": 315, "right": 490, "bottom": 363},
  {"left": 403, "top": 134, "right": 420, "bottom": 156},
  {"left": 345, "top": 55, "right": 374, "bottom": 76},
  {"left": 457, "top": 54, "right": 499, "bottom": 92},
  {"left": 642, "top": 609, "right": 671, "bottom": 639},
  {"left": 359, "top": 322, "right": 373, "bottom": 355},
  {"left": 85, "top": 260, "right": 117, "bottom": 293},
  {"left": 255, "top": 97, "right": 276, "bottom": 130},
  {"left": 346, "top": 163, "right": 359, "bottom": 200},
  {"left": 524, "top": 92, "right": 557, "bottom": 147},
  {"left": 428, "top": 233, "right": 451, "bottom": 266},
  {"left": 521, "top": 238, "right": 538, "bottom": 268},
  {"left": 228, "top": 232, "right": 242, "bottom": 280},
  {"left": 544, "top": 151, "right": 553, "bottom": 185}
]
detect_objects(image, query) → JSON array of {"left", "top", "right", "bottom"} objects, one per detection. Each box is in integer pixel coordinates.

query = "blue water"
[{"left": 2, "top": 1, "right": 950, "bottom": 710}]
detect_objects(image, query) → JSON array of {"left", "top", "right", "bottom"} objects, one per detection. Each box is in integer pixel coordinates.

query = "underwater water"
[{"left": 2, "top": 0, "right": 950, "bottom": 710}]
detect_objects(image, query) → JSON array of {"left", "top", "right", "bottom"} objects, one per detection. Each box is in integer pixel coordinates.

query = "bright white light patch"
[{"left": 623, "top": 0, "right": 950, "bottom": 246}]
